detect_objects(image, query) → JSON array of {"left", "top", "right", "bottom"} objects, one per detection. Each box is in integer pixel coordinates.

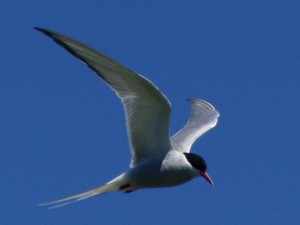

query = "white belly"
[{"left": 124, "top": 153, "right": 199, "bottom": 189}]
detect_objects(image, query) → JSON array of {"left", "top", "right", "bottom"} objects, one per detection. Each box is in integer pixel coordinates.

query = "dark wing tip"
[
  {"left": 34, "top": 27, "right": 61, "bottom": 42},
  {"left": 33, "top": 26, "right": 43, "bottom": 31},
  {"left": 34, "top": 27, "right": 51, "bottom": 35}
]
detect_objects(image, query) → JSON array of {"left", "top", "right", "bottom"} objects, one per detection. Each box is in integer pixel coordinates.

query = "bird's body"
[
  {"left": 35, "top": 27, "right": 220, "bottom": 208},
  {"left": 121, "top": 150, "right": 199, "bottom": 190}
]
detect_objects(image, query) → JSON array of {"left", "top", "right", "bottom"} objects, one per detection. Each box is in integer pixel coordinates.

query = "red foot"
[{"left": 119, "top": 183, "right": 131, "bottom": 190}]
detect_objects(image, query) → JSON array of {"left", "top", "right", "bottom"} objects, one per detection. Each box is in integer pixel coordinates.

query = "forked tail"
[{"left": 39, "top": 174, "right": 126, "bottom": 208}]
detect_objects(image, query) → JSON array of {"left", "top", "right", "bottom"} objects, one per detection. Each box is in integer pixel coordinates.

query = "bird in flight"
[{"left": 35, "top": 27, "right": 220, "bottom": 208}]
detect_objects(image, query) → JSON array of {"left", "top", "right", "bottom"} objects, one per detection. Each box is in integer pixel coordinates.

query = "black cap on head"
[{"left": 183, "top": 152, "right": 207, "bottom": 172}]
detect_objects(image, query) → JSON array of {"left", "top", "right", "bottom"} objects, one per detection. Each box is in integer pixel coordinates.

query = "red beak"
[{"left": 200, "top": 172, "right": 214, "bottom": 186}]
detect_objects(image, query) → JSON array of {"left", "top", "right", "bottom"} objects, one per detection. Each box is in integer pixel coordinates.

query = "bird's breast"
[{"left": 126, "top": 152, "right": 198, "bottom": 189}]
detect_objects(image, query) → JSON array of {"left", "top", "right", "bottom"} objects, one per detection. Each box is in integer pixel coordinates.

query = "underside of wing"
[
  {"left": 35, "top": 27, "right": 172, "bottom": 166},
  {"left": 171, "top": 99, "right": 219, "bottom": 153}
]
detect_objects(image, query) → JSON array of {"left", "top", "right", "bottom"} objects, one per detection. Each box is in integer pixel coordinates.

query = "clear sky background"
[{"left": 1, "top": 1, "right": 299, "bottom": 225}]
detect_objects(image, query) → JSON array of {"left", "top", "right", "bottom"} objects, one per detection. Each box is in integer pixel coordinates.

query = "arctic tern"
[{"left": 35, "top": 27, "right": 220, "bottom": 208}]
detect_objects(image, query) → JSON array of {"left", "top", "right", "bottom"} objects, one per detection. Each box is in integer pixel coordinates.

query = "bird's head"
[{"left": 183, "top": 152, "right": 213, "bottom": 186}]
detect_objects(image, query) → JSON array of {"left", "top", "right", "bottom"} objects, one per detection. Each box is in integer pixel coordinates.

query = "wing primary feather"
[
  {"left": 171, "top": 98, "right": 219, "bottom": 153},
  {"left": 35, "top": 27, "right": 172, "bottom": 166}
]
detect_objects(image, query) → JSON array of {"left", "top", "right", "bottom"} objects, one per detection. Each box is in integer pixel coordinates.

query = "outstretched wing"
[
  {"left": 171, "top": 99, "right": 219, "bottom": 153},
  {"left": 35, "top": 27, "right": 172, "bottom": 166}
]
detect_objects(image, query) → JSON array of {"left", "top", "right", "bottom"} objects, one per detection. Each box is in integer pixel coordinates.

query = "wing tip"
[
  {"left": 186, "top": 98, "right": 216, "bottom": 110},
  {"left": 34, "top": 26, "right": 52, "bottom": 36}
]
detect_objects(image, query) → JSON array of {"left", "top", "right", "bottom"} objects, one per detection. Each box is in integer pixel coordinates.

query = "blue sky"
[{"left": 1, "top": 1, "right": 299, "bottom": 224}]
